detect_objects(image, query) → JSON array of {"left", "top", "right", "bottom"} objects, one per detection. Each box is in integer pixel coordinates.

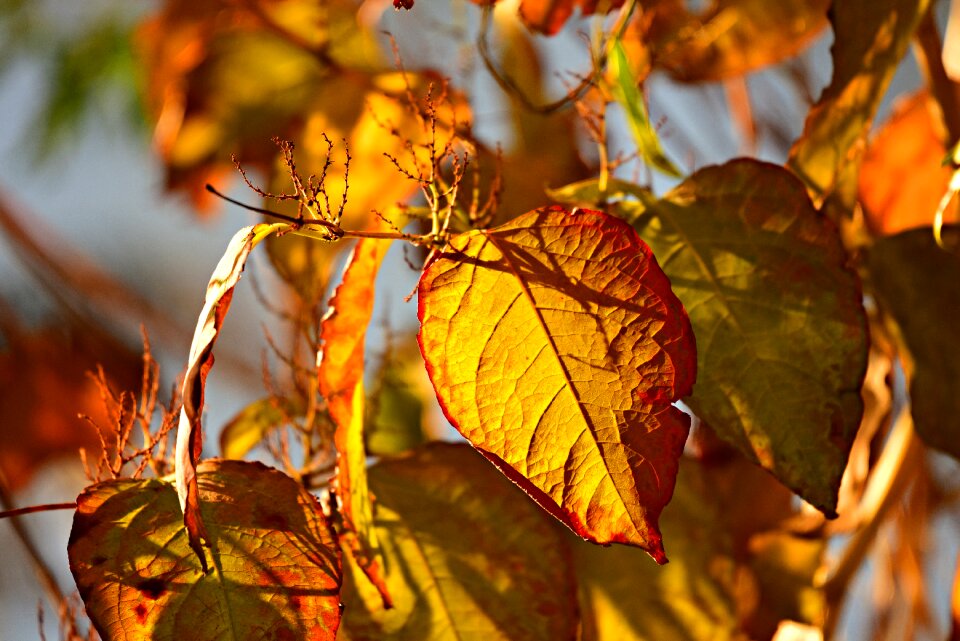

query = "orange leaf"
[
  {"left": 859, "top": 90, "right": 956, "bottom": 236},
  {"left": 516, "top": 0, "right": 625, "bottom": 36},
  {"left": 417, "top": 207, "right": 696, "bottom": 561},
  {"left": 175, "top": 223, "right": 289, "bottom": 571},
  {"left": 318, "top": 233, "right": 392, "bottom": 606}
]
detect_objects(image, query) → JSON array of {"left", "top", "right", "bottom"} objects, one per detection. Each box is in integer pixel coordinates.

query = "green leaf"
[
  {"left": 868, "top": 226, "right": 960, "bottom": 460},
  {"left": 546, "top": 178, "right": 655, "bottom": 209},
  {"left": 787, "top": 0, "right": 931, "bottom": 200},
  {"left": 339, "top": 443, "right": 578, "bottom": 641},
  {"left": 68, "top": 460, "right": 342, "bottom": 641},
  {"left": 418, "top": 206, "right": 697, "bottom": 560},
  {"left": 365, "top": 341, "right": 426, "bottom": 457},
  {"left": 624, "top": 159, "right": 867, "bottom": 515},
  {"left": 608, "top": 40, "right": 683, "bottom": 178},
  {"left": 219, "top": 397, "right": 303, "bottom": 460}
]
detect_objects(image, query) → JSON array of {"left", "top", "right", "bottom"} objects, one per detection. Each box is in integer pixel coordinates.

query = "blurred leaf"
[
  {"left": 0, "top": 322, "right": 141, "bottom": 490},
  {"left": 859, "top": 91, "right": 956, "bottom": 236},
  {"left": 339, "top": 443, "right": 578, "bottom": 641},
  {"left": 319, "top": 233, "right": 393, "bottom": 606},
  {"left": 417, "top": 206, "right": 696, "bottom": 559},
  {"left": 175, "top": 222, "right": 290, "bottom": 570},
  {"left": 68, "top": 459, "right": 341, "bottom": 641},
  {"left": 624, "top": 159, "right": 868, "bottom": 515},
  {"left": 218, "top": 396, "right": 304, "bottom": 460},
  {"left": 576, "top": 452, "right": 823, "bottom": 641},
  {"left": 492, "top": 0, "right": 625, "bottom": 36},
  {"left": 868, "top": 226, "right": 960, "bottom": 460},
  {"left": 608, "top": 40, "right": 682, "bottom": 178},
  {"left": 365, "top": 340, "right": 426, "bottom": 457},
  {"left": 788, "top": 0, "right": 930, "bottom": 200},
  {"left": 642, "top": 0, "right": 829, "bottom": 82},
  {"left": 546, "top": 177, "right": 654, "bottom": 208}
]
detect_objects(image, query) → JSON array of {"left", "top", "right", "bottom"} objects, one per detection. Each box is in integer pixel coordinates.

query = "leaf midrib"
[{"left": 484, "top": 230, "right": 639, "bottom": 537}]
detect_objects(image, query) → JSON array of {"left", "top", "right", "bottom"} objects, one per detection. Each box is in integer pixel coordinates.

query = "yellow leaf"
[{"left": 417, "top": 206, "right": 696, "bottom": 561}]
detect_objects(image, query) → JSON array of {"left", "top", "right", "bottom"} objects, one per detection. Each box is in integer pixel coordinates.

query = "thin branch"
[{"left": 0, "top": 503, "right": 77, "bottom": 520}]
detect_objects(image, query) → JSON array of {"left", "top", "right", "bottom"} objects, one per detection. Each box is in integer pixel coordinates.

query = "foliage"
[{"left": 2, "top": 1, "right": 960, "bottom": 640}]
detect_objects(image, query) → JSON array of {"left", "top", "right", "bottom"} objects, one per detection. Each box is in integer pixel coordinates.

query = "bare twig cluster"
[{"left": 79, "top": 331, "right": 180, "bottom": 482}]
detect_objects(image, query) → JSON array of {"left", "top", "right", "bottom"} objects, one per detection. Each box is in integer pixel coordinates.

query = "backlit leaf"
[
  {"left": 624, "top": 160, "right": 867, "bottom": 515},
  {"left": 859, "top": 91, "right": 956, "bottom": 236},
  {"left": 318, "top": 234, "right": 393, "bottom": 606},
  {"left": 788, "top": 0, "right": 930, "bottom": 201},
  {"left": 642, "top": 0, "right": 830, "bottom": 82},
  {"left": 608, "top": 40, "right": 682, "bottom": 178},
  {"left": 868, "top": 226, "right": 960, "bottom": 460},
  {"left": 175, "top": 222, "right": 290, "bottom": 570},
  {"left": 68, "top": 459, "right": 341, "bottom": 641},
  {"left": 417, "top": 206, "right": 696, "bottom": 560},
  {"left": 339, "top": 443, "right": 577, "bottom": 641},
  {"left": 219, "top": 396, "right": 304, "bottom": 460}
]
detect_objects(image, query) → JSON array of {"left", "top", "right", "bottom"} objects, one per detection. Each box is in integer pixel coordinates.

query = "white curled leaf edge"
[{"left": 174, "top": 222, "right": 290, "bottom": 569}]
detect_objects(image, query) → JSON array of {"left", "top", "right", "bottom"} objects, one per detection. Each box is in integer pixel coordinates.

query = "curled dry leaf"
[
  {"left": 175, "top": 222, "right": 289, "bottom": 571},
  {"left": 68, "top": 459, "right": 341, "bottom": 641},
  {"left": 318, "top": 233, "right": 393, "bottom": 606},
  {"left": 417, "top": 206, "right": 696, "bottom": 561}
]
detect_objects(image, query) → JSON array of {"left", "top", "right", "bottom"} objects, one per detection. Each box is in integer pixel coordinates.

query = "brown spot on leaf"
[
  {"left": 137, "top": 578, "right": 167, "bottom": 600},
  {"left": 134, "top": 603, "right": 148, "bottom": 624}
]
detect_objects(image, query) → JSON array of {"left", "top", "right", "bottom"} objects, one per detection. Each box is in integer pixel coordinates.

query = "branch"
[{"left": 0, "top": 503, "right": 76, "bottom": 520}]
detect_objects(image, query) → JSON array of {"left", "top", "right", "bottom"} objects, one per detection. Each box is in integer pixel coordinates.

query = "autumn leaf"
[
  {"left": 788, "top": 0, "right": 930, "bottom": 201},
  {"left": 641, "top": 0, "right": 829, "bottom": 82},
  {"left": 868, "top": 226, "right": 960, "bottom": 461},
  {"left": 499, "top": 0, "right": 625, "bottom": 36},
  {"left": 318, "top": 234, "right": 393, "bottom": 605},
  {"left": 417, "top": 206, "right": 696, "bottom": 560},
  {"left": 623, "top": 159, "right": 867, "bottom": 515},
  {"left": 364, "top": 338, "right": 427, "bottom": 457},
  {"left": 68, "top": 459, "right": 341, "bottom": 641},
  {"left": 859, "top": 90, "right": 957, "bottom": 236},
  {"left": 219, "top": 396, "right": 304, "bottom": 460},
  {"left": 575, "top": 450, "right": 824, "bottom": 641},
  {"left": 339, "top": 443, "right": 578, "bottom": 641},
  {"left": 175, "top": 222, "right": 290, "bottom": 570}
]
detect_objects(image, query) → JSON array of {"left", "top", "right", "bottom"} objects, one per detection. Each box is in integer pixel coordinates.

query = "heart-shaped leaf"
[
  {"left": 340, "top": 443, "right": 578, "bottom": 641},
  {"left": 68, "top": 459, "right": 342, "bottom": 641},
  {"left": 417, "top": 206, "right": 696, "bottom": 561}
]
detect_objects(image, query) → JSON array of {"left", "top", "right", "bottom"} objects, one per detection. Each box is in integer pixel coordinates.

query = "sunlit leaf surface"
[
  {"left": 340, "top": 443, "right": 578, "bottom": 641},
  {"left": 319, "top": 234, "right": 393, "bottom": 604},
  {"left": 625, "top": 160, "right": 867, "bottom": 515},
  {"left": 869, "top": 226, "right": 960, "bottom": 460},
  {"left": 788, "top": 0, "right": 930, "bottom": 200},
  {"left": 418, "top": 206, "right": 696, "bottom": 559},
  {"left": 68, "top": 459, "right": 342, "bottom": 641}
]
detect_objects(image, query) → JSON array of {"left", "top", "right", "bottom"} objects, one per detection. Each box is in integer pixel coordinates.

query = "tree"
[{"left": 1, "top": 0, "right": 959, "bottom": 640}]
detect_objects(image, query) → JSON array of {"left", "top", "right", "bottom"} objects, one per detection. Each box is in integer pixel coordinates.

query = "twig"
[
  {"left": 0, "top": 470, "right": 80, "bottom": 638},
  {"left": 914, "top": 6, "right": 960, "bottom": 147},
  {"left": 0, "top": 503, "right": 77, "bottom": 520}
]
